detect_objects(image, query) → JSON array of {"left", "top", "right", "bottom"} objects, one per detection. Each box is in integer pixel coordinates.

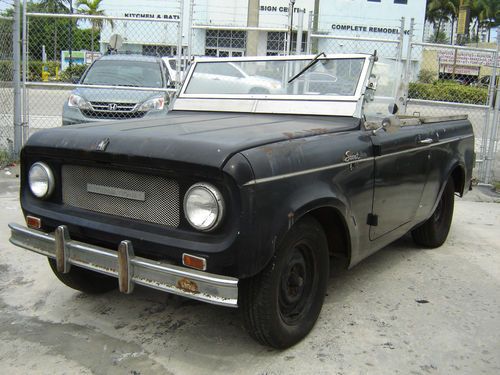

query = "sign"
[
  {"left": 331, "top": 23, "right": 409, "bottom": 35},
  {"left": 441, "top": 64, "right": 480, "bottom": 75},
  {"left": 124, "top": 13, "right": 180, "bottom": 20},
  {"left": 437, "top": 50, "right": 498, "bottom": 66},
  {"left": 61, "top": 50, "right": 85, "bottom": 71}
]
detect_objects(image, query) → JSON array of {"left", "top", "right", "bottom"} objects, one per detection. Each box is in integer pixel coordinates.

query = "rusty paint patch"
[{"left": 177, "top": 278, "right": 199, "bottom": 294}]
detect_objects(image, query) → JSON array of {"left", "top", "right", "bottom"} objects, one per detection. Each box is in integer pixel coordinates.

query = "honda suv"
[{"left": 62, "top": 54, "right": 172, "bottom": 125}]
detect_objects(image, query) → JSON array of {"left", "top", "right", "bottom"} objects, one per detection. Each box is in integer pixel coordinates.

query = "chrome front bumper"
[{"left": 8, "top": 223, "right": 238, "bottom": 307}]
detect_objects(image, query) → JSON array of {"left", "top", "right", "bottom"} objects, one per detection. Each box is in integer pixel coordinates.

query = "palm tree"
[
  {"left": 479, "top": 0, "right": 500, "bottom": 42},
  {"left": 76, "top": 0, "right": 111, "bottom": 53},
  {"left": 448, "top": 0, "right": 460, "bottom": 44},
  {"left": 38, "top": 0, "right": 70, "bottom": 60},
  {"left": 426, "top": 0, "right": 457, "bottom": 43}
]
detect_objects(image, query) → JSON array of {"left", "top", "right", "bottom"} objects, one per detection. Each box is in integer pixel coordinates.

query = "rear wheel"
[
  {"left": 48, "top": 258, "right": 117, "bottom": 294},
  {"left": 412, "top": 177, "right": 455, "bottom": 248},
  {"left": 240, "top": 216, "right": 329, "bottom": 349}
]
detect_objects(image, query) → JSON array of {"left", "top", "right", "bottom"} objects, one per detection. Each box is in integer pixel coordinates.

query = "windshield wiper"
[{"left": 287, "top": 52, "right": 326, "bottom": 84}]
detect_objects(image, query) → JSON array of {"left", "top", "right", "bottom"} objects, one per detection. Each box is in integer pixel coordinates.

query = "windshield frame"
[{"left": 178, "top": 54, "right": 372, "bottom": 102}]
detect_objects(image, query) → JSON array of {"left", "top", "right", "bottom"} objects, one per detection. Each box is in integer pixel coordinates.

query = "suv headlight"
[
  {"left": 137, "top": 97, "right": 165, "bottom": 112},
  {"left": 28, "top": 162, "right": 55, "bottom": 199},
  {"left": 184, "top": 183, "right": 224, "bottom": 231},
  {"left": 67, "top": 94, "right": 91, "bottom": 110}
]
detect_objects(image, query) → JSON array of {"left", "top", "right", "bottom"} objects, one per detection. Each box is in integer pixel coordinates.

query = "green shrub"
[
  {"left": 418, "top": 69, "right": 436, "bottom": 84},
  {"left": 0, "top": 60, "right": 13, "bottom": 81},
  {"left": 408, "top": 81, "right": 488, "bottom": 105}
]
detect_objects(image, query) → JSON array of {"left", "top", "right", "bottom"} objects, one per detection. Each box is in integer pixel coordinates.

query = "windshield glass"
[
  {"left": 184, "top": 57, "right": 365, "bottom": 97},
  {"left": 82, "top": 60, "right": 164, "bottom": 88}
]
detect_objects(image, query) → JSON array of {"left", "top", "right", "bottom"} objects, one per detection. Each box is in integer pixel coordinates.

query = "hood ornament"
[{"left": 96, "top": 138, "right": 110, "bottom": 152}]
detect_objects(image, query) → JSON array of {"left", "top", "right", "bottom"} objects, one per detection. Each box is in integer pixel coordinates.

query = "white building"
[{"left": 99, "top": 0, "right": 426, "bottom": 58}]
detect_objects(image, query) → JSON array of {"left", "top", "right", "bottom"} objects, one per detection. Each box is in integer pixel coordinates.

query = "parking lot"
[{"left": 1, "top": 167, "right": 499, "bottom": 374}]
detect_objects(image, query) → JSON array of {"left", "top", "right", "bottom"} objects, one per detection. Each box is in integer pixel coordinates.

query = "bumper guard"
[{"left": 8, "top": 223, "right": 238, "bottom": 307}]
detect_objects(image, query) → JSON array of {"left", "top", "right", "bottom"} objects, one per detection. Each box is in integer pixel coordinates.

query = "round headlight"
[
  {"left": 184, "top": 183, "right": 224, "bottom": 231},
  {"left": 28, "top": 162, "right": 55, "bottom": 199}
]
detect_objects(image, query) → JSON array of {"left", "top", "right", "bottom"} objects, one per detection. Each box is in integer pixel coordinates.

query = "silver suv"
[{"left": 62, "top": 54, "right": 171, "bottom": 125}]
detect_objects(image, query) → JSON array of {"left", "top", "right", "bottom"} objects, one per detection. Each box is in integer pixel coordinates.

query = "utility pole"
[{"left": 247, "top": 0, "right": 260, "bottom": 56}]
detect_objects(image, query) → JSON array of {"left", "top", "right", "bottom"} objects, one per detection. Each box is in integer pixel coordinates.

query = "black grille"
[
  {"left": 61, "top": 165, "right": 180, "bottom": 227},
  {"left": 81, "top": 110, "right": 147, "bottom": 120}
]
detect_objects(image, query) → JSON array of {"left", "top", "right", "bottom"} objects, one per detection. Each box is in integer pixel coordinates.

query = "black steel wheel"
[
  {"left": 48, "top": 258, "right": 117, "bottom": 294},
  {"left": 412, "top": 177, "right": 455, "bottom": 248},
  {"left": 240, "top": 216, "right": 329, "bottom": 349}
]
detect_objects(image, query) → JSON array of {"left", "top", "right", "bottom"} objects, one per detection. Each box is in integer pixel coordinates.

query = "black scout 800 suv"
[{"left": 9, "top": 54, "right": 474, "bottom": 348}]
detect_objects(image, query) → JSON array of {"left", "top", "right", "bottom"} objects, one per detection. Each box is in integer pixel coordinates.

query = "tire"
[
  {"left": 48, "top": 258, "right": 117, "bottom": 294},
  {"left": 412, "top": 177, "right": 455, "bottom": 248},
  {"left": 240, "top": 216, "right": 329, "bottom": 349}
]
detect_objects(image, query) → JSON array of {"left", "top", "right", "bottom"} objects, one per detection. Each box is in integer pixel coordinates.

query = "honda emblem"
[{"left": 108, "top": 103, "right": 118, "bottom": 111}]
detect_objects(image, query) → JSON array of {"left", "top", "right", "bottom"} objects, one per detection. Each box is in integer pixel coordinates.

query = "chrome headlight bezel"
[
  {"left": 28, "top": 162, "right": 55, "bottom": 199},
  {"left": 137, "top": 96, "right": 165, "bottom": 112},
  {"left": 183, "top": 183, "right": 224, "bottom": 232},
  {"left": 67, "top": 94, "right": 91, "bottom": 110}
]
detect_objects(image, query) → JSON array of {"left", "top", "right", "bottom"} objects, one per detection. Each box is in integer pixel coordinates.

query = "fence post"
[
  {"left": 176, "top": 0, "right": 184, "bottom": 88},
  {"left": 484, "top": 27, "right": 500, "bottom": 184},
  {"left": 13, "top": 0, "right": 22, "bottom": 157},
  {"left": 306, "top": 11, "right": 313, "bottom": 54},
  {"left": 22, "top": 0, "right": 28, "bottom": 146},
  {"left": 295, "top": 10, "right": 304, "bottom": 55},
  {"left": 402, "top": 18, "right": 414, "bottom": 115},
  {"left": 396, "top": 17, "right": 405, "bottom": 63},
  {"left": 187, "top": 0, "right": 194, "bottom": 63}
]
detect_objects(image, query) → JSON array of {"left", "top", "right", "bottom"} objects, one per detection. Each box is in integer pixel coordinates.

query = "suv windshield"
[
  {"left": 82, "top": 60, "right": 164, "bottom": 88},
  {"left": 184, "top": 57, "right": 365, "bottom": 97}
]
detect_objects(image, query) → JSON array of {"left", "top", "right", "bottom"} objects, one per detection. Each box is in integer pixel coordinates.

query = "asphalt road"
[{"left": 0, "top": 167, "right": 499, "bottom": 374}]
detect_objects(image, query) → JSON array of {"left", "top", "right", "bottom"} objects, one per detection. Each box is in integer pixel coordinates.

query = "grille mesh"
[{"left": 62, "top": 165, "right": 180, "bottom": 227}]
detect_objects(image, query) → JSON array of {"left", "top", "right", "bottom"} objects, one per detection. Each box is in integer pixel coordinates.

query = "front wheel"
[
  {"left": 240, "top": 216, "right": 329, "bottom": 348},
  {"left": 48, "top": 258, "right": 117, "bottom": 294},
  {"left": 412, "top": 177, "right": 455, "bottom": 248}
]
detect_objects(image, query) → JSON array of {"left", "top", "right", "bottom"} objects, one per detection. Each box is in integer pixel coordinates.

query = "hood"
[
  {"left": 25, "top": 111, "right": 360, "bottom": 169},
  {"left": 74, "top": 87, "right": 164, "bottom": 104}
]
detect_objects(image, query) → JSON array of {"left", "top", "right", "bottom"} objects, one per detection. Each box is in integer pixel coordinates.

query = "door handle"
[{"left": 418, "top": 138, "right": 433, "bottom": 145}]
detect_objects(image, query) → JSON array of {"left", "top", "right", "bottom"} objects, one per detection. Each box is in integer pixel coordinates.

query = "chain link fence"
[
  {"left": 405, "top": 37, "right": 500, "bottom": 181},
  {"left": 0, "top": 15, "right": 14, "bottom": 165},
  {"left": 307, "top": 13, "right": 404, "bottom": 61},
  {"left": 4, "top": 3, "right": 499, "bottom": 183},
  {"left": 23, "top": 12, "right": 182, "bottom": 131}
]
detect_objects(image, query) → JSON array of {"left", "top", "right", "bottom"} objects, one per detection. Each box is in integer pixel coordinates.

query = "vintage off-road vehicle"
[{"left": 9, "top": 53, "right": 474, "bottom": 348}]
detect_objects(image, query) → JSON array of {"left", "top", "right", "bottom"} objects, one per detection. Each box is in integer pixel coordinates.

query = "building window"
[
  {"left": 367, "top": 0, "right": 381, "bottom": 2},
  {"left": 205, "top": 29, "right": 247, "bottom": 56},
  {"left": 266, "top": 31, "right": 307, "bottom": 55},
  {"left": 394, "top": 0, "right": 407, "bottom": 3}
]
